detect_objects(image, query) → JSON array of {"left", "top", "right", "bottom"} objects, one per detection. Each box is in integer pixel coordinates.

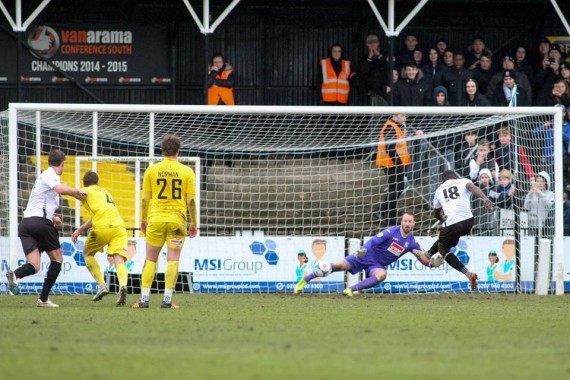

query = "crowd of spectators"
[{"left": 348, "top": 33, "right": 570, "bottom": 236}]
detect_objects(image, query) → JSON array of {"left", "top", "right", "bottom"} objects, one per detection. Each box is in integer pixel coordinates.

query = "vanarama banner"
[{"left": 0, "top": 24, "right": 171, "bottom": 85}]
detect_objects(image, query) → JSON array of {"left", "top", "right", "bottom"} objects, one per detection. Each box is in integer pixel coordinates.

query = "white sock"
[
  {"left": 141, "top": 288, "right": 151, "bottom": 302},
  {"left": 163, "top": 289, "right": 174, "bottom": 303}
]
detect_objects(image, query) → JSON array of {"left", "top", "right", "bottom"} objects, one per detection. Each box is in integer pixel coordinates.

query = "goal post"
[{"left": 0, "top": 103, "right": 566, "bottom": 295}]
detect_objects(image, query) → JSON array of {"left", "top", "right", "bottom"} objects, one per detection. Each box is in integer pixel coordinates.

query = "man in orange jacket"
[{"left": 376, "top": 114, "right": 411, "bottom": 225}]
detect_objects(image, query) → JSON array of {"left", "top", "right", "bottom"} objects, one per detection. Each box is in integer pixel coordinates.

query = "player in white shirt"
[
  {"left": 5, "top": 150, "right": 86, "bottom": 307},
  {"left": 422, "top": 170, "right": 494, "bottom": 290}
]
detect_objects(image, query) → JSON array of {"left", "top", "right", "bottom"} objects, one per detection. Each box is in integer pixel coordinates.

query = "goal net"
[{"left": 0, "top": 104, "right": 566, "bottom": 296}]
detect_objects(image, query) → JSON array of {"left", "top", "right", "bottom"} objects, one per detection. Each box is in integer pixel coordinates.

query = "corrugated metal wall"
[{"left": 0, "top": 1, "right": 565, "bottom": 108}]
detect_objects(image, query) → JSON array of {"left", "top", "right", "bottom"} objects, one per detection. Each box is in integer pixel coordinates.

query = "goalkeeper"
[
  {"left": 294, "top": 212, "right": 432, "bottom": 296},
  {"left": 71, "top": 171, "right": 129, "bottom": 306}
]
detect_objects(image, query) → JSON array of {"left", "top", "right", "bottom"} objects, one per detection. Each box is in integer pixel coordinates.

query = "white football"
[
  {"left": 430, "top": 253, "right": 445, "bottom": 268},
  {"left": 316, "top": 261, "right": 332, "bottom": 277}
]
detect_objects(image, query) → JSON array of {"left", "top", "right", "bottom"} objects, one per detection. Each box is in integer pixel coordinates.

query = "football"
[
  {"left": 316, "top": 261, "right": 332, "bottom": 277},
  {"left": 430, "top": 253, "right": 445, "bottom": 268}
]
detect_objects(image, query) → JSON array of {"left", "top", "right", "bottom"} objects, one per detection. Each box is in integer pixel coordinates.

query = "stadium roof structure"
[{"left": 1, "top": 0, "right": 569, "bottom": 35}]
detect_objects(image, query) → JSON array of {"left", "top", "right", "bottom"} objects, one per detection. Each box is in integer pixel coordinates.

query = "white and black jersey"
[
  {"left": 24, "top": 167, "right": 61, "bottom": 220},
  {"left": 19, "top": 166, "right": 62, "bottom": 255},
  {"left": 433, "top": 177, "right": 473, "bottom": 227}
]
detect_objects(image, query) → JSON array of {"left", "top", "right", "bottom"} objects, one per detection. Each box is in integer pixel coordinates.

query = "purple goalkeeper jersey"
[{"left": 361, "top": 226, "right": 421, "bottom": 267}]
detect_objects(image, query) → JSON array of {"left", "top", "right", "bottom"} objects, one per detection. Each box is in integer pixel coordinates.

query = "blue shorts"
[{"left": 344, "top": 253, "right": 386, "bottom": 276}]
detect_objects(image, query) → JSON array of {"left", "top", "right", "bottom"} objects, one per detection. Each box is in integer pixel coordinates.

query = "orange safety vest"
[
  {"left": 208, "top": 69, "right": 235, "bottom": 105},
  {"left": 376, "top": 120, "right": 411, "bottom": 167},
  {"left": 320, "top": 58, "right": 351, "bottom": 104}
]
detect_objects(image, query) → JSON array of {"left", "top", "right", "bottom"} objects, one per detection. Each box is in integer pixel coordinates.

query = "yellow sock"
[
  {"left": 85, "top": 255, "right": 104, "bottom": 284},
  {"left": 116, "top": 262, "right": 128, "bottom": 288},
  {"left": 165, "top": 261, "right": 179, "bottom": 291},
  {"left": 141, "top": 260, "right": 157, "bottom": 289}
]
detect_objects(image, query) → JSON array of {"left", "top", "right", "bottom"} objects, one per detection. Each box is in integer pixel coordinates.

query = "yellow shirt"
[
  {"left": 81, "top": 185, "right": 125, "bottom": 228},
  {"left": 142, "top": 158, "right": 196, "bottom": 225}
]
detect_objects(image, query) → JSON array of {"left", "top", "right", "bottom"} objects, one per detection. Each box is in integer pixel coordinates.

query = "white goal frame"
[{"left": 6, "top": 103, "right": 566, "bottom": 295}]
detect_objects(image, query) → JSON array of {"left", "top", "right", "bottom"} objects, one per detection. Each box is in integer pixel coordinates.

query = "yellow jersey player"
[
  {"left": 71, "top": 171, "right": 130, "bottom": 306},
  {"left": 133, "top": 134, "right": 198, "bottom": 309}
]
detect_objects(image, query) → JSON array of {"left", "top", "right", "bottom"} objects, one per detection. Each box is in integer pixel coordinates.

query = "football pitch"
[{"left": 0, "top": 293, "right": 568, "bottom": 380}]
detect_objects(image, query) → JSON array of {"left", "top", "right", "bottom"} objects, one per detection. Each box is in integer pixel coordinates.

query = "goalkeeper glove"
[
  {"left": 355, "top": 248, "right": 367, "bottom": 258},
  {"left": 412, "top": 249, "right": 430, "bottom": 266}
]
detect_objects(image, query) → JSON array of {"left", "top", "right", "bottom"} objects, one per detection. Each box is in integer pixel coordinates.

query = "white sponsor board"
[
  {"left": 0, "top": 236, "right": 345, "bottom": 291},
  {"left": 1, "top": 236, "right": 568, "bottom": 293}
]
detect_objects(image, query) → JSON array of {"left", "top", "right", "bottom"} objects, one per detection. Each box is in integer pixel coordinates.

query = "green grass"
[{"left": 1, "top": 293, "right": 569, "bottom": 380}]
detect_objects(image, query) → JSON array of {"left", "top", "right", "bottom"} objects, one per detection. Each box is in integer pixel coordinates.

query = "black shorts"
[
  {"left": 439, "top": 218, "right": 474, "bottom": 250},
  {"left": 18, "top": 217, "right": 61, "bottom": 255}
]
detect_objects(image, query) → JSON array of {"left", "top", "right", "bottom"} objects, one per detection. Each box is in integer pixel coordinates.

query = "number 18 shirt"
[
  {"left": 143, "top": 158, "right": 196, "bottom": 225},
  {"left": 433, "top": 178, "right": 473, "bottom": 227}
]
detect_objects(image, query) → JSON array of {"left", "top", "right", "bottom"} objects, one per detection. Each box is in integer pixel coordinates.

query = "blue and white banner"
[{"left": 0, "top": 236, "right": 568, "bottom": 294}]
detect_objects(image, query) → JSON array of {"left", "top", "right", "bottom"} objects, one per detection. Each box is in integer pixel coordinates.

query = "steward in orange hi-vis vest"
[
  {"left": 208, "top": 64, "right": 235, "bottom": 105},
  {"left": 320, "top": 58, "right": 351, "bottom": 104},
  {"left": 376, "top": 119, "right": 411, "bottom": 167}
]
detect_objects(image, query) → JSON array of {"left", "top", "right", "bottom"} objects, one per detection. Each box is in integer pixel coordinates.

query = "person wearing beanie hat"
[
  {"left": 486, "top": 53, "right": 533, "bottom": 105},
  {"left": 491, "top": 67, "right": 529, "bottom": 106},
  {"left": 550, "top": 44, "right": 566, "bottom": 60},
  {"left": 478, "top": 168, "right": 494, "bottom": 185},
  {"left": 503, "top": 69, "right": 516, "bottom": 79},
  {"left": 524, "top": 170, "right": 555, "bottom": 235}
]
